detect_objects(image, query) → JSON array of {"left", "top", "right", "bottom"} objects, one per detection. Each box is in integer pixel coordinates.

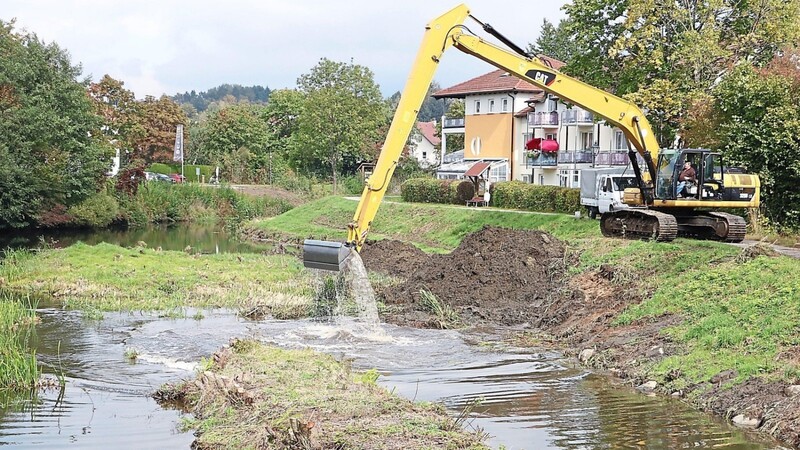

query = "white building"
[
  {"left": 408, "top": 121, "right": 441, "bottom": 168},
  {"left": 434, "top": 62, "right": 641, "bottom": 188}
]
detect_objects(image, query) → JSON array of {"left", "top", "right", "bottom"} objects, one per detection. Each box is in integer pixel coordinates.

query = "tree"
[
  {"left": 199, "top": 104, "right": 270, "bottom": 182},
  {"left": 87, "top": 75, "right": 140, "bottom": 151},
  {"left": 561, "top": 0, "right": 800, "bottom": 146},
  {"left": 699, "top": 60, "right": 800, "bottom": 229},
  {"left": 291, "top": 58, "right": 388, "bottom": 192},
  {"left": 417, "top": 81, "right": 447, "bottom": 122},
  {"left": 0, "top": 21, "right": 110, "bottom": 228},
  {"left": 527, "top": 19, "right": 578, "bottom": 64},
  {"left": 131, "top": 95, "right": 188, "bottom": 164}
]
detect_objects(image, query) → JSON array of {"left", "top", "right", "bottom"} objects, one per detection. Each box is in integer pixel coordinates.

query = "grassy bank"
[
  {"left": 0, "top": 245, "right": 311, "bottom": 317},
  {"left": 0, "top": 292, "right": 38, "bottom": 389},
  {"left": 247, "top": 195, "right": 597, "bottom": 252},
  {"left": 158, "top": 339, "right": 488, "bottom": 449},
  {"left": 248, "top": 197, "right": 800, "bottom": 389}
]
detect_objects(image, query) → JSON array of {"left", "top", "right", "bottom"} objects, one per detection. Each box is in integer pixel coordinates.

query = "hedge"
[
  {"left": 400, "top": 178, "right": 460, "bottom": 204},
  {"left": 490, "top": 181, "right": 580, "bottom": 213},
  {"left": 149, "top": 163, "right": 214, "bottom": 182}
]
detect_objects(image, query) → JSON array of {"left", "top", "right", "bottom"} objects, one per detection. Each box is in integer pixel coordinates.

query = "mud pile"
[{"left": 362, "top": 226, "right": 575, "bottom": 326}]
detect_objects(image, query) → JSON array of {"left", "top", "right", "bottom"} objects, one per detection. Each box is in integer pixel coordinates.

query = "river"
[{"left": 0, "top": 225, "right": 784, "bottom": 449}]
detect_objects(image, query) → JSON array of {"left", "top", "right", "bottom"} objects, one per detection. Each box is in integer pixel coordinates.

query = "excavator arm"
[{"left": 303, "top": 4, "right": 662, "bottom": 271}]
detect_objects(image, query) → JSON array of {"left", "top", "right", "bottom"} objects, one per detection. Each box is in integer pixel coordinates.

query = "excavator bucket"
[{"left": 302, "top": 240, "right": 353, "bottom": 272}]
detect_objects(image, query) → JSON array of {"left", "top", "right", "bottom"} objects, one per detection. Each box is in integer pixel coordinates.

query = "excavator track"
[
  {"left": 675, "top": 211, "right": 747, "bottom": 243},
  {"left": 600, "top": 209, "right": 678, "bottom": 242}
]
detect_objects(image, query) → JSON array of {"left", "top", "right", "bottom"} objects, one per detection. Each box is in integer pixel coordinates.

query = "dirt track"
[{"left": 360, "top": 226, "right": 800, "bottom": 448}]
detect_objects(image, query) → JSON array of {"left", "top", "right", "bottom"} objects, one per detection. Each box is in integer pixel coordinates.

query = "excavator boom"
[{"left": 303, "top": 3, "right": 758, "bottom": 271}]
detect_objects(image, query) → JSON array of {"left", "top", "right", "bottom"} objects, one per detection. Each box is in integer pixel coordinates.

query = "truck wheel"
[{"left": 587, "top": 207, "right": 598, "bottom": 219}]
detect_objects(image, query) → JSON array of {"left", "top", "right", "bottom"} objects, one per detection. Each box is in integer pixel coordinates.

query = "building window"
[
  {"left": 475, "top": 100, "right": 481, "bottom": 114},
  {"left": 489, "top": 99, "right": 495, "bottom": 112},
  {"left": 502, "top": 98, "right": 508, "bottom": 112},
  {"left": 580, "top": 132, "right": 594, "bottom": 150},
  {"left": 546, "top": 133, "right": 555, "bottom": 140},
  {"left": 573, "top": 170, "right": 579, "bottom": 184},
  {"left": 539, "top": 174, "right": 544, "bottom": 185},
  {"left": 614, "top": 130, "right": 627, "bottom": 150},
  {"left": 422, "top": 151, "right": 427, "bottom": 160},
  {"left": 489, "top": 164, "right": 507, "bottom": 182},
  {"left": 547, "top": 97, "right": 558, "bottom": 111}
]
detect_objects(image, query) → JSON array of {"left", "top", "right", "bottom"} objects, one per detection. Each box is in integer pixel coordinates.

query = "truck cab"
[{"left": 581, "top": 168, "right": 637, "bottom": 219}]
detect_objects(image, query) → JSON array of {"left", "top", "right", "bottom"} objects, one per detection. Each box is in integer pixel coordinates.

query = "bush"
[
  {"left": 491, "top": 181, "right": 580, "bottom": 213},
  {"left": 67, "top": 192, "right": 120, "bottom": 227},
  {"left": 401, "top": 178, "right": 457, "bottom": 204},
  {"left": 340, "top": 176, "right": 365, "bottom": 195},
  {"left": 455, "top": 181, "right": 475, "bottom": 203}
]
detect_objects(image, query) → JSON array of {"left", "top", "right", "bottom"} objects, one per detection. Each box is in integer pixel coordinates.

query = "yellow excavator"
[{"left": 303, "top": 4, "right": 760, "bottom": 271}]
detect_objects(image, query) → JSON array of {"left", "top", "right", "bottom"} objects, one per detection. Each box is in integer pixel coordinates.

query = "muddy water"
[{"left": 0, "top": 309, "right": 781, "bottom": 449}]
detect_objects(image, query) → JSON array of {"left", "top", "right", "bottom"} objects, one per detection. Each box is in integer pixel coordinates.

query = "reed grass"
[{"left": 0, "top": 292, "right": 39, "bottom": 389}]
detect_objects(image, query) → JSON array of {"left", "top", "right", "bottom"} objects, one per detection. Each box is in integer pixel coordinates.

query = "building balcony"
[
  {"left": 561, "top": 109, "right": 593, "bottom": 125},
  {"left": 526, "top": 111, "right": 559, "bottom": 127},
  {"left": 526, "top": 152, "right": 558, "bottom": 167},
  {"left": 558, "top": 151, "right": 594, "bottom": 164},
  {"left": 443, "top": 118, "right": 465, "bottom": 128},
  {"left": 594, "top": 151, "right": 629, "bottom": 166}
]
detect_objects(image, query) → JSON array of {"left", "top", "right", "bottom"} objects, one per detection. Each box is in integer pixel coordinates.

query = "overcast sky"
[{"left": 6, "top": 0, "right": 568, "bottom": 98}]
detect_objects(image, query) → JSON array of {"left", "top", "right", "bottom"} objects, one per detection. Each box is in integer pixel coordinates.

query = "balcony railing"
[
  {"left": 443, "top": 118, "right": 465, "bottom": 128},
  {"left": 527, "top": 152, "right": 558, "bottom": 167},
  {"left": 594, "top": 151, "right": 629, "bottom": 166},
  {"left": 558, "top": 151, "right": 594, "bottom": 164},
  {"left": 527, "top": 111, "right": 559, "bottom": 127},
  {"left": 561, "top": 109, "right": 593, "bottom": 124}
]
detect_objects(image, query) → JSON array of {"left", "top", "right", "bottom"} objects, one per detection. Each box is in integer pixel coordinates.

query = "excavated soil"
[{"left": 363, "top": 226, "right": 576, "bottom": 327}]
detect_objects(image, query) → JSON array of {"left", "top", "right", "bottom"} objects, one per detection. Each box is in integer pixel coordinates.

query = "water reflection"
[{"left": 0, "top": 223, "right": 268, "bottom": 255}]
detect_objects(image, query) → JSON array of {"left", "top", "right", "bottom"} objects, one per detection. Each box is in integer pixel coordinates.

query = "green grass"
[
  {"left": 165, "top": 340, "right": 489, "bottom": 449},
  {"left": 247, "top": 195, "right": 597, "bottom": 252},
  {"left": 0, "top": 292, "right": 39, "bottom": 389},
  {"left": 0, "top": 244, "right": 313, "bottom": 315},
  {"left": 616, "top": 255, "right": 800, "bottom": 384}
]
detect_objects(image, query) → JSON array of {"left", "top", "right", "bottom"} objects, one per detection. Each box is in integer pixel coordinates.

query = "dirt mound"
[
  {"left": 360, "top": 240, "right": 429, "bottom": 279},
  {"left": 378, "top": 226, "right": 574, "bottom": 326}
]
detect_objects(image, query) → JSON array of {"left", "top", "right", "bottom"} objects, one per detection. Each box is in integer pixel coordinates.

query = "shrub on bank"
[
  {"left": 490, "top": 181, "right": 580, "bottom": 213},
  {"left": 400, "top": 178, "right": 458, "bottom": 204},
  {"left": 125, "top": 183, "right": 293, "bottom": 226},
  {"left": 67, "top": 192, "right": 120, "bottom": 227}
]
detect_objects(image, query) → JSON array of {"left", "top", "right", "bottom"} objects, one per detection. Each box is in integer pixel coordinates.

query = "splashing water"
[
  {"left": 340, "top": 251, "right": 380, "bottom": 326},
  {"left": 311, "top": 250, "right": 381, "bottom": 336}
]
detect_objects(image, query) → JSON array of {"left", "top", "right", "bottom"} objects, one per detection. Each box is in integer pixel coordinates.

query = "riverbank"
[
  {"left": 246, "top": 196, "right": 800, "bottom": 447},
  {"left": 0, "top": 244, "right": 311, "bottom": 317},
  {"left": 156, "top": 339, "right": 489, "bottom": 449}
]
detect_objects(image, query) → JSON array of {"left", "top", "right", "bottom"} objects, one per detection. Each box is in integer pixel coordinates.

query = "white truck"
[{"left": 580, "top": 168, "right": 638, "bottom": 219}]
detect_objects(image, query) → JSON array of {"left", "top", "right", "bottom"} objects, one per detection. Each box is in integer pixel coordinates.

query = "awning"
[{"left": 464, "top": 162, "right": 490, "bottom": 177}]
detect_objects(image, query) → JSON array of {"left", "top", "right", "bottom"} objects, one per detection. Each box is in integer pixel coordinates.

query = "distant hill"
[{"left": 173, "top": 84, "right": 271, "bottom": 113}]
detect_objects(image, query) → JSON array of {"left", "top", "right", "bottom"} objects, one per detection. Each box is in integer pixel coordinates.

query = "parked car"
[
  {"left": 170, "top": 174, "right": 186, "bottom": 183},
  {"left": 154, "top": 173, "right": 173, "bottom": 183}
]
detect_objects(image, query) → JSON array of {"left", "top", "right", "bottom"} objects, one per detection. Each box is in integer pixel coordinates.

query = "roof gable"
[
  {"left": 433, "top": 54, "right": 566, "bottom": 99},
  {"left": 416, "top": 121, "right": 441, "bottom": 146}
]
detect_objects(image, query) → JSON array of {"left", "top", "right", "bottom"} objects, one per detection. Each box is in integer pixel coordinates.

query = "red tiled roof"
[
  {"left": 416, "top": 121, "right": 441, "bottom": 146},
  {"left": 464, "top": 161, "right": 490, "bottom": 177},
  {"left": 433, "top": 55, "right": 566, "bottom": 99}
]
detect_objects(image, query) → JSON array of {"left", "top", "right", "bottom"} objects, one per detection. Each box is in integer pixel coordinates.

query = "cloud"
[{"left": 5, "top": 0, "right": 567, "bottom": 98}]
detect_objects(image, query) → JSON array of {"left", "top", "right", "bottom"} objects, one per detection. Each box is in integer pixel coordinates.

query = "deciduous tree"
[
  {"left": 0, "top": 21, "right": 109, "bottom": 228},
  {"left": 291, "top": 58, "right": 388, "bottom": 192}
]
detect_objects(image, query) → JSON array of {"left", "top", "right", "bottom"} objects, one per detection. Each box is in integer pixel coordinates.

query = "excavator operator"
[{"left": 676, "top": 161, "right": 696, "bottom": 198}]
